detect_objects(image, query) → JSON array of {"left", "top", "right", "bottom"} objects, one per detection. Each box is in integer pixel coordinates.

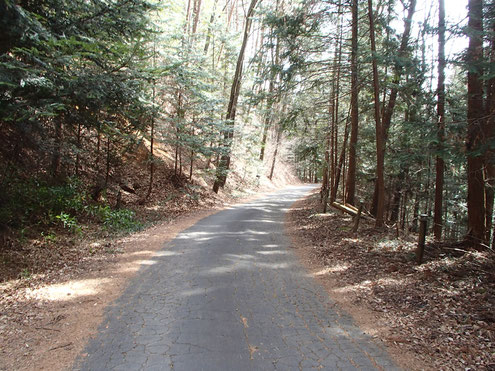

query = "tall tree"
[
  {"left": 259, "top": 22, "right": 280, "bottom": 161},
  {"left": 370, "top": 0, "right": 417, "bottom": 216},
  {"left": 368, "top": 0, "right": 385, "bottom": 227},
  {"left": 433, "top": 0, "right": 446, "bottom": 240},
  {"left": 213, "top": 0, "right": 259, "bottom": 193},
  {"left": 485, "top": 2, "right": 495, "bottom": 245},
  {"left": 345, "top": 0, "right": 359, "bottom": 206},
  {"left": 466, "top": 0, "right": 486, "bottom": 242}
]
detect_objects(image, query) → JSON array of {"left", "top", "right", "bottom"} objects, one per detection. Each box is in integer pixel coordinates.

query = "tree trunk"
[
  {"left": 146, "top": 43, "right": 157, "bottom": 200},
  {"left": 147, "top": 113, "right": 154, "bottom": 198},
  {"left": 217, "top": 0, "right": 237, "bottom": 64},
  {"left": 174, "top": 141, "right": 179, "bottom": 176},
  {"left": 184, "top": 0, "right": 192, "bottom": 35},
  {"left": 269, "top": 127, "right": 282, "bottom": 180},
  {"left": 410, "top": 192, "right": 420, "bottom": 232},
  {"left": 390, "top": 163, "right": 409, "bottom": 225},
  {"left": 96, "top": 122, "right": 101, "bottom": 174},
  {"left": 75, "top": 122, "right": 82, "bottom": 176},
  {"left": 213, "top": 0, "right": 259, "bottom": 193},
  {"left": 179, "top": 146, "right": 183, "bottom": 177},
  {"left": 105, "top": 136, "right": 111, "bottom": 187},
  {"left": 433, "top": 0, "right": 445, "bottom": 240},
  {"left": 322, "top": 0, "right": 343, "bottom": 208},
  {"left": 381, "top": 0, "right": 416, "bottom": 140},
  {"left": 466, "top": 0, "right": 486, "bottom": 242},
  {"left": 345, "top": 0, "right": 359, "bottom": 206},
  {"left": 368, "top": 0, "right": 385, "bottom": 227},
  {"left": 174, "top": 126, "right": 180, "bottom": 176},
  {"left": 484, "top": 166, "right": 494, "bottom": 242},
  {"left": 484, "top": 5, "right": 495, "bottom": 243},
  {"left": 370, "top": 0, "right": 416, "bottom": 216},
  {"left": 190, "top": 150, "right": 194, "bottom": 180},
  {"left": 330, "top": 24, "right": 343, "bottom": 202},
  {"left": 400, "top": 190, "right": 408, "bottom": 230},
  {"left": 192, "top": 0, "right": 202, "bottom": 35},
  {"left": 322, "top": 103, "right": 332, "bottom": 207},
  {"left": 331, "top": 117, "right": 350, "bottom": 202},
  {"left": 189, "top": 128, "right": 195, "bottom": 180},
  {"left": 51, "top": 118, "right": 63, "bottom": 179},
  {"left": 260, "top": 99, "right": 274, "bottom": 161},
  {"left": 203, "top": 0, "right": 218, "bottom": 54},
  {"left": 260, "top": 23, "right": 280, "bottom": 161},
  {"left": 330, "top": 39, "right": 342, "bottom": 202},
  {"left": 330, "top": 98, "right": 336, "bottom": 203}
]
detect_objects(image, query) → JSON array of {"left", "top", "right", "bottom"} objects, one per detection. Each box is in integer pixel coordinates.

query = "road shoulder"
[{"left": 285, "top": 190, "right": 430, "bottom": 371}]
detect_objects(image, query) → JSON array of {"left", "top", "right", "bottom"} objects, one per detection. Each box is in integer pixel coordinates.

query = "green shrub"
[
  {"left": 86, "top": 205, "right": 140, "bottom": 232},
  {"left": 1, "top": 174, "right": 140, "bottom": 234},
  {"left": 101, "top": 207, "right": 138, "bottom": 231},
  {"left": 0, "top": 175, "right": 85, "bottom": 228},
  {"left": 56, "top": 212, "right": 81, "bottom": 233}
]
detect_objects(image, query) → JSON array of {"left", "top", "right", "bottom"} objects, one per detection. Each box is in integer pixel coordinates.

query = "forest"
[
  {"left": 1, "top": 0, "right": 495, "bottom": 368},
  {"left": 1, "top": 0, "right": 495, "bottom": 246}
]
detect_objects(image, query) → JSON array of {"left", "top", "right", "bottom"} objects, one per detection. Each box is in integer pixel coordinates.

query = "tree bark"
[
  {"left": 204, "top": 0, "right": 219, "bottom": 54},
  {"left": 433, "top": 0, "right": 445, "bottom": 240},
  {"left": 466, "top": 0, "right": 486, "bottom": 242},
  {"left": 269, "top": 127, "right": 282, "bottom": 180},
  {"left": 381, "top": 0, "right": 416, "bottom": 140},
  {"left": 75, "top": 122, "right": 82, "bottom": 176},
  {"left": 331, "top": 117, "right": 350, "bottom": 203},
  {"left": 146, "top": 42, "right": 157, "bottom": 199},
  {"left": 260, "top": 12, "right": 280, "bottom": 161},
  {"left": 189, "top": 128, "right": 195, "bottom": 180},
  {"left": 330, "top": 24, "right": 343, "bottom": 202},
  {"left": 345, "top": 0, "right": 359, "bottom": 206},
  {"left": 192, "top": 0, "right": 202, "bottom": 35},
  {"left": 368, "top": 0, "right": 385, "bottom": 227},
  {"left": 147, "top": 112, "right": 155, "bottom": 198},
  {"left": 484, "top": 4, "right": 495, "bottom": 243},
  {"left": 391, "top": 158, "right": 410, "bottom": 224},
  {"left": 105, "top": 136, "right": 111, "bottom": 187},
  {"left": 184, "top": 0, "right": 192, "bottom": 35},
  {"left": 370, "top": 0, "right": 416, "bottom": 216},
  {"left": 323, "top": 0, "right": 343, "bottom": 209},
  {"left": 51, "top": 118, "right": 63, "bottom": 179},
  {"left": 213, "top": 0, "right": 259, "bottom": 193}
]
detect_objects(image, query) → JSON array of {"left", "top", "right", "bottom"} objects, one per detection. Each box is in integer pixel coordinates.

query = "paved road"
[{"left": 75, "top": 185, "right": 399, "bottom": 371}]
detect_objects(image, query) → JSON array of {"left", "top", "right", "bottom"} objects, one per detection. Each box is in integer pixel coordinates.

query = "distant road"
[{"left": 75, "top": 185, "right": 399, "bottom": 370}]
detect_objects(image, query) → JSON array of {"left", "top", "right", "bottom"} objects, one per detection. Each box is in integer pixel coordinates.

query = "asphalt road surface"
[{"left": 75, "top": 185, "right": 399, "bottom": 371}]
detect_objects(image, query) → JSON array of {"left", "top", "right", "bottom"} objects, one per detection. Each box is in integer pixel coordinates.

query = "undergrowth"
[{"left": 0, "top": 174, "right": 141, "bottom": 237}]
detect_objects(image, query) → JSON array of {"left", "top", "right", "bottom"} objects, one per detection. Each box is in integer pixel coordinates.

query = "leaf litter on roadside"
[{"left": 288, "top": 194, "right": 495, "bottom": 371}]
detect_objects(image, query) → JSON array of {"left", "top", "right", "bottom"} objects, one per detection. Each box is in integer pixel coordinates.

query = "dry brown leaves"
[{"left": 289, "top": 193, "right": 495, "bottom": 371}]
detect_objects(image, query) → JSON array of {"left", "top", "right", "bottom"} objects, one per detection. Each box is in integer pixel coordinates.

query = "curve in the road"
[{"left": 75, "top": 185, "right": 400, "bottom": 371}]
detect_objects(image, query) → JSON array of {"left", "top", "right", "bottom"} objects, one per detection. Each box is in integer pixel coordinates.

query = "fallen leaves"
[{"left": 289, "top": 194, "right": 495, "bottom": 371}]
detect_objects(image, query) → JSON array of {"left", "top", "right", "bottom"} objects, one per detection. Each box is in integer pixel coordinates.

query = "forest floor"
[{"left": 287, "top": 191, "right": 495, "bottom": 371}]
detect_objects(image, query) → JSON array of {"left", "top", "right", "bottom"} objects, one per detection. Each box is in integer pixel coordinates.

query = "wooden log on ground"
[{"left": 330, "top": 201, "right": 373, "bottom": 220}]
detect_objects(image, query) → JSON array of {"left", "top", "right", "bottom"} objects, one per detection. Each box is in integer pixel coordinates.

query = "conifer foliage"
[
  {"left": 2, "top": 0, "right": 495, "bottom": 247},
  {"left": 1, "top": 0, "right": 157, "bottom": 228}
]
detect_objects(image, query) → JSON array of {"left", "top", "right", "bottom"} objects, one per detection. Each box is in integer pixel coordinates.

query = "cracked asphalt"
[{"left": 75, "top": 185, "right": 400, "bottom": 371}]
